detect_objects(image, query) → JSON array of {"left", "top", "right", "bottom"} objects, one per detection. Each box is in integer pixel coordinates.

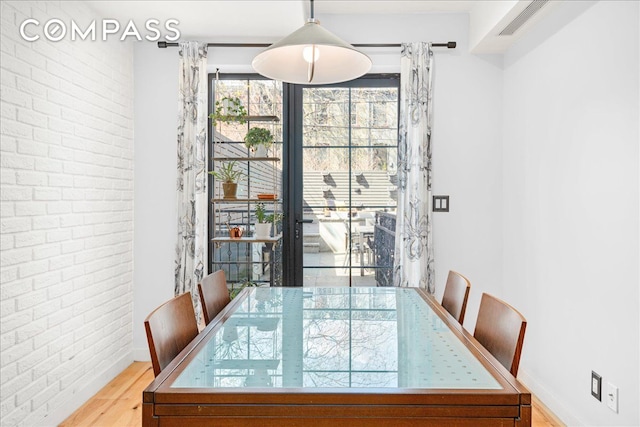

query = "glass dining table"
[{"left": 143, "top": 287, "right": 531, "bottom": 427}]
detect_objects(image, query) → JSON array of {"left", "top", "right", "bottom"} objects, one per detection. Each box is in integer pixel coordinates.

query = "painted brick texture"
[{"left": 0, "top": 1, "right": 134, "bottom": 425}]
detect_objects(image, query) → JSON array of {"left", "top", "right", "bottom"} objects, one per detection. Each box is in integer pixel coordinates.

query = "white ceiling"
[
  {"left": 313, "top": 0, "right": 478, "bottom": 14},
  {"left": 86, "top": 1, "right": 478, "bottom": 40},
  {"left": 85, "top": 0, "right": 554, "bottom": 53}
]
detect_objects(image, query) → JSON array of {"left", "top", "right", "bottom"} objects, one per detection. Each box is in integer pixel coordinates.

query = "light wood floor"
[{"left": 60, "top": 362, "right": 562, "bottom": 427}]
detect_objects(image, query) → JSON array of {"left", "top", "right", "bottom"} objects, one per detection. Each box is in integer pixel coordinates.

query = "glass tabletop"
[{"left": 172, "top": 287, "right": 501, "bottom": 390}]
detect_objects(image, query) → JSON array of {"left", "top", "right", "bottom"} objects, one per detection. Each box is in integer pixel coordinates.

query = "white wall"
[
  {"left": 0, "top": 1, "right": 135, "bottom": 425},
  {"left": 502, "top": 1, "right": 639, "bottom": 425},
  {"left": 132, "top": 13, "right": 506, "bottom": 355},
  {"left": 132, "top": 43, "right": 179, "bottom": 360}
]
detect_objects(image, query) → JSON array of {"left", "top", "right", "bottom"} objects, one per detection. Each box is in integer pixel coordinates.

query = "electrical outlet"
[
  {"left": 591, "top": 371, "right": 601, "bottom": 401},
  {"left": 606, "top": 383, "right": 618, "bottom": 413}
]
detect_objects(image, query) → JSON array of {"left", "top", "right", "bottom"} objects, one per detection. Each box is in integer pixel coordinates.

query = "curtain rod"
[{"left": 157, "top": 41, "right": 456, "bottom": 49}]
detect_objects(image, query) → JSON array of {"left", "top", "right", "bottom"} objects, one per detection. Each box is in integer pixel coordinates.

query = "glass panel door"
[{"left": 295, "top": 78, "right": 399, "bottom": 287}]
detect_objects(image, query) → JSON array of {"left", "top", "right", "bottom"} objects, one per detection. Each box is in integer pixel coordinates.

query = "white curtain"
[
  {"left": 393, "top": 42, "right": 435, "bottom": 293},
  {"left": 175, "top": 42, "right": 208, "bottom": 317}
]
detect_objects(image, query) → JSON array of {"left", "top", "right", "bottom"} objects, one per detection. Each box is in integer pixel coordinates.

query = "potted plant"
[
  {"left": 254, "top": 202, "right": 272, "bottom": 238},
  {"left": 209, "top": 161, "right": 243, "bottom": 199},
  {"left": 244, "top": 127, "right": 274, "bottom": 157},
  {"left": 209, "top": 96, "right": 247, "bottom": 125},
  {"left": 254, "top": 203, "right": 283, "bottom": 238}
]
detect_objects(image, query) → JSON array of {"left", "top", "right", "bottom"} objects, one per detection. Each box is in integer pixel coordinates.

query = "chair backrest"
[
  {"left": 198, "top": 270, "right": 231, "bottom": 325},
  {"left": 473, "top": 293, "right": 527, "bottom": 377},
  {"left": 144, "top": 292, "right": 199, "bottom": 377},
  {"left": 441, "top": 270, "right": 471, "bottom": 324}
]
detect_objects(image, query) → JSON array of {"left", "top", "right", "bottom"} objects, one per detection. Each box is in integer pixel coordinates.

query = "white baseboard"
[
  {"left": 518, "top": 368, "right": 583, "bottom": 426},
  {"left": 37, "top": 352, "right": 134, "bottom": 427},
  {"left": 133, "top": 346, "right": 151, "bottom": 362}
]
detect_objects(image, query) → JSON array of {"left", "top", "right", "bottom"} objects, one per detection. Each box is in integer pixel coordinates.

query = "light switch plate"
[
  {"left": 591, "top": 371, "right": 601, "bottom": 401},
  {"left": 607, "top": 383, "right": 618, "bottom": 413},
  {"left": 433, "top": 195, "right": 449, "bottom": 212}
]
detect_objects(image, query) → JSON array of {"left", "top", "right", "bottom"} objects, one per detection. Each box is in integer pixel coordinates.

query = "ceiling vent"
[{"left": 499, "top": 0, "right": 549, "bottom": 36}]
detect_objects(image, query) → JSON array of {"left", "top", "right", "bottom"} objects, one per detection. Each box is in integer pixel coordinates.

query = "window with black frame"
[
  {"left": 208, "top": 75, "right": 399, "bottom": 288},
  {"left": 208, "top": 75, "right": 284, "bottom": 287}
]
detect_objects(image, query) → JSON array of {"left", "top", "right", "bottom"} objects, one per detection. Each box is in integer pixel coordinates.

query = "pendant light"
[{"left": 252, "top": 0, "right": 372, "bottom": 85}]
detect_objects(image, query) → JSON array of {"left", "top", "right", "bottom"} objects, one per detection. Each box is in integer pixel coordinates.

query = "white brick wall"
[{"left": 0, "top": 2, "right": 134, "bottom": 426}]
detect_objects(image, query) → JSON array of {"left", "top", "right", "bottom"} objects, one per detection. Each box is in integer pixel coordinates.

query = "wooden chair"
[
  {"left": 144, "top": 292, "right": 199, "bottom": 377},
  {"left": 441, "top": 270, "right": 471, "bottom": 324},
  {"left": 474, "top": 293, "right": 527, "bottom": 377},
  {"left": 198, "top": 270, "right": 231, "bottom": 325}
]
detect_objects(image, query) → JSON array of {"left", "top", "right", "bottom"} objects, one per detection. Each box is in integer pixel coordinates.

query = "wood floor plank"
[
  {"left": 60, "top": 362, "right": 153, "bottom": 427},
  {"left": 532, "top": 395, "right": 566, "bottom": 426},
  {"left": 59, "top": 398, "right": 111, "bottom": 427},
  {"left": 60, "top": 362, "right": 558, "bottom": 427},
  {"left": 98, "top": 362, "right": 152, "bottom": 400}
]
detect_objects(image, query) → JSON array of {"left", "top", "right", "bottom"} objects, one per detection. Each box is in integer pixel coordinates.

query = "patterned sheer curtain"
[
  {"left": 175, "top": 42, "right": 208, "bottom": 317},
  {"left": 393, "top": 42, "right": 435, "bottom": 293}
]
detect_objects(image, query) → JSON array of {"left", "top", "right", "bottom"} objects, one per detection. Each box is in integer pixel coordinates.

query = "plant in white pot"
[
  {"left": 209, "top": 161, "right": 243, "bottom": 199},
  {"left": 244, "top": 127, "right": 274, "bottom": 157},
  {"left": 254, "top": 203, "right": 272, "bottom": 238}
]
